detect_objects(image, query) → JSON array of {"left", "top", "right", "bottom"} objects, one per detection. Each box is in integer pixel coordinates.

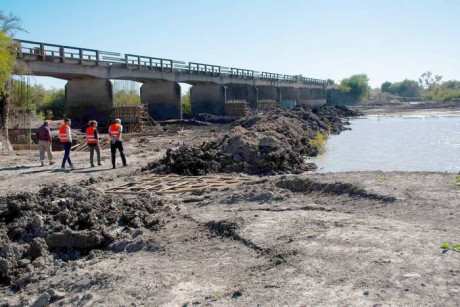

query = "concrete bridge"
[{"left": 15, "top": 39, "right": 327, "bottom": 126}]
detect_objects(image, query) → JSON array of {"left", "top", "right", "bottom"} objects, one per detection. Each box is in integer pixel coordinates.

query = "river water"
[{"left": 309, "top": 115, "right": 460, "bottom": 173}]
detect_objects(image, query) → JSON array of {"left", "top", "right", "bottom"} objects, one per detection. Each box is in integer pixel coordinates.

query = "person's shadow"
[{"left": 0, "top": 165, "right": 36, "bottom": 172}]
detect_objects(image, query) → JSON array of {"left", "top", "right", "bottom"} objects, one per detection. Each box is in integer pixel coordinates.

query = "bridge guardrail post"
[
  {"left": 39, "top": 43, "right": 45, "bottom": 61},
  {"left": 160, "top": 59, "right": 163, "bottom": 71},
  {"left": 96, "top": 50, "right": 100, "bottom": 65},
  {"left": 17, "top": 40, "right": 23, "bottom": 59},
  {"left": 79, "top": 49, "right": 83, "bottom": 64},
  {"left": 59, "top": 47, "right": 65, "bottom": 63}
]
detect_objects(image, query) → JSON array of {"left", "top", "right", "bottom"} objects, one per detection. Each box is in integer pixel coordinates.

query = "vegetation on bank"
[
  {"left": 329, "top": 71, "right": 460, "bottom": 105},
  {"left": 181, "top": 90, "right": 191, "bottom": 114}
]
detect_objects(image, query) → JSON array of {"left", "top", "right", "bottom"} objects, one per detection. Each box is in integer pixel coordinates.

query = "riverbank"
[
  {"left": 1, "top": 106, "right": 459, "bottom": 306},
  {"left": 354, "top": 101, "right": 460, "bottom": 117}
]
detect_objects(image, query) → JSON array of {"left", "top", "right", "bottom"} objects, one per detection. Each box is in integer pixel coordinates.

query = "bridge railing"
[
  {"left": 229, "top": 68, "right": 255, "bottom": 78},
  {"left": 14, "top": 39, "right": 327, "bottom": 85},
  {"left": 16, "top": 39, "right": 121, "bottom": 64},
  {"left": 188, "top": 62, "right": 221, "bottom": 75},
  {"left": 125, "top": 54, "right": 175, "bottom": 71}
]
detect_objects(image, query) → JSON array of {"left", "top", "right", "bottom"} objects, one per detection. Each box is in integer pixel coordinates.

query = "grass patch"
[
  {"left": 309, "top": 132, "right": 328, "bottom": 154},
  {"left": 441, "top": 242, "right": 460, "bottom": 253}
]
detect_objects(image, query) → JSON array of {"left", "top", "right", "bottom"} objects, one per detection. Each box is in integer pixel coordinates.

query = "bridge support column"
[
  {"left": 279, "top": 87, "right": 299, "bottom": 102},
  {"left": 257, "top": 86, "right": 280, "bottom": 102},
  {"left": 226, "top": 84, "right": 258, "bottom": 108},
  {"left": 65, "top": 79, "right": 113, "bottom": 128},
  {"left": 190, "top": 83, "right": 226, "bottom": 116},
  {"left": 299, "top": 87, "right": 326, "bottom": 106},
  {"left": 140, "top": 81, "right": 181, "bottom": 120}
]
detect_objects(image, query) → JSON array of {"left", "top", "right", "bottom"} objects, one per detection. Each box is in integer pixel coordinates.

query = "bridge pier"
[
  {"left": 226, "top": 84, "right": 258, "bottom": 107},
  {"left": 298, "top": 88, "right": 312, "bottom": 105},
  {"left": 298, "top": 87, "right": 327, "bottom": 106},
  {"left": 190, "top": 83, "right": 226, "bottom": 116},
  {"left": 257, "top": 86, "right": 280, "bottom": 102},
  {"left": 65, "top": 79, "right": 113, "bottom": 128},
  {"left": 279, "top": 87, "right": 299, "bottom": 102},
  {"left": 278, "top": 87, "right": 299, "bottom": 108},
  {"left": 140, "top": 81, "right": 181, "bottom": 120}
]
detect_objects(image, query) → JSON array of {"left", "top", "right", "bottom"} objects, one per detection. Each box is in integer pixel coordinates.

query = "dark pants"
[
  {"left": 111, "top": 141, "right": 126, "bottom": 167},
  {"left": 88, "top": 144, "right": 101, "bottom": 166},
  {"left": 61, "top": 142, "right": 72, "bottom": 168}
]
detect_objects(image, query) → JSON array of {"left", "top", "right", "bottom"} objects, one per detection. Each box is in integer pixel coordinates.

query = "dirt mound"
[
  {"left": 0, "top": 184, "right": 171, "bottom": 288},
  {"left": 144, "top": 106, "right": 361, "bottom": 175}
]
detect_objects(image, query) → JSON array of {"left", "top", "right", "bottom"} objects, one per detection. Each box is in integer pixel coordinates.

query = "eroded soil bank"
[{"left": 145, "top": 106, "right": 360, "bottom": 175}]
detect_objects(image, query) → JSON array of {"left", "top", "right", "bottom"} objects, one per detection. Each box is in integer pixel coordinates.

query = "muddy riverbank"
[
  {"left": 1, "top": 171, "right": 458, "bottom": 306},
  {"left": 0, "top": 105, "right": 459, "bottom": 306}
]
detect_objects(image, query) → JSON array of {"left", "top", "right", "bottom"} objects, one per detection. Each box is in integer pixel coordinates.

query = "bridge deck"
[{"left": 15, "top": 39, "right": 326, "bottom": 86}]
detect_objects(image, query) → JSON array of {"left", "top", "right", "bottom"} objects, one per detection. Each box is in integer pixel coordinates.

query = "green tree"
[
  {"left": 422, "top": 79, "right": 460, "bottom": 102},
  {"left": 387, "top": 79, "right": 421, "bottom": 97},
  {"left": 113, "top": 89, "right": 140, "bottom": 107},
  {"left": 381, "top": 81, "right": 392, "bottom": 93},
  {"left": 0, "top": 12, "right": 26, "bottom": 150},
  {"left": 181, "top": 90, "right": 191, "bottom": 114},
  {"left": 36, "top": 88, "right": 65, "bottom": 119},
  {"left": 339, "top": 74, "right": 370, "bottom": 103}
]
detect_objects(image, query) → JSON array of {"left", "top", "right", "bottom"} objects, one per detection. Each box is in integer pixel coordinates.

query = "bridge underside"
[
  {"left": 18, "top": 61, "right": 327, "bottom": 122},
  {"left": 62, "top": 79, "right": 327, "bottom": 122}
]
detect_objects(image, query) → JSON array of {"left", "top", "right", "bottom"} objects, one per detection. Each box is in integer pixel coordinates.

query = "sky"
[{"left": 2, "top": 0, "right": 460, "bottom": 89}]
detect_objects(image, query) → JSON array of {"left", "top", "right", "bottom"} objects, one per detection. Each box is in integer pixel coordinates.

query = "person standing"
[
  {"left": 36, "top": 121, "right": 54, "bottom": 166},
  {"left": 86, "top": 120, "right": 102, "bottom": 167},
  {"left": 109, "top": 118, "right": 127, "bottom": 169},
  {"left": 59, "top": 118, "right": 75, "bottom": 170}
]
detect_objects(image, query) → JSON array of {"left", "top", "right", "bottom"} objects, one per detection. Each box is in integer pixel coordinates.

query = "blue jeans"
[{"left": 61, "top": 142, "right": 72, "bottom": 167}]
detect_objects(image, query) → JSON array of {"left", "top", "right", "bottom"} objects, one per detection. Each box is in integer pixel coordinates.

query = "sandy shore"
[{"left": 1, "top": 105, "right": 459, "bottom": 306}]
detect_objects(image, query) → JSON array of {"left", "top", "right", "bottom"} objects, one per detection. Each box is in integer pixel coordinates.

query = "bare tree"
[{"left": 0, "top": 12, "right": 27, "bottom": 37}]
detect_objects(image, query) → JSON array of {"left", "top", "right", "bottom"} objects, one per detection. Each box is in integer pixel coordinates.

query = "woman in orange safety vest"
[
  {"left": 109, "top": 118, "right": 127, "bottom": 168},
  {"left": 59, "top": 118, "right": 75, "bottom": 170},
  {"left": 86, "top": 120, "right": 102, "bottom": 167}
]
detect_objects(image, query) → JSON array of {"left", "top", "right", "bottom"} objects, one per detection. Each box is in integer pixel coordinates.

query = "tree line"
[{"left": 330, "top": 71, "right": 460, "bottom": 105}]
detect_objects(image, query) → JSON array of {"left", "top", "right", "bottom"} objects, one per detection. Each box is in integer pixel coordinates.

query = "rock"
[
  {"left": 30, "top": 292, "right": 51, "bottom": 307},
  {"left": 29, "top": 238, "right": 48, "bottom": 259},
  {"left": 403, "top": 273, "right": 421, "bottom": 278},
  {"left": 18, "top": 259, "right": 31, "bottom": 267},
  {"left": 47, "top": 288, "right": 67, "bottom": 300},
  {"left": 46, "top": 230, "right": 104, "bottom": 249},
  {"left": 0, "top": 258, "right": 11, "bottom": 281},
  {"left": 1, "top": 243, "right": 23, "bottom": 259},
  {"left": 32, "top": 256, "right": 47, "bottom": 269}
]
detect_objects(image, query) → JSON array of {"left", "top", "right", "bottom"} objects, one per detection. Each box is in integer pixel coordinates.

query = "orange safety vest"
[
  {"left": 59, "top": 124, "right": 69, "bottom": 143},
  {"left": 86, "top": 126, "right": 97, "bottom": 144},
  {"left": 109, "top": 123, "right": 122, "bottom": 140}
]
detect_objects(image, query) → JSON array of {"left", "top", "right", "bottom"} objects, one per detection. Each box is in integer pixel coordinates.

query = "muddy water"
[{"left": 309, "top": 116, "right": 460, "bottom": 173}]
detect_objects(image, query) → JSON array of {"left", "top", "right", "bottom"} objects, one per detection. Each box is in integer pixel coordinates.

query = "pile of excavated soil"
[
  {"left": 144, "top": 106, "right": 361, "bottom": 175},
  {"left": 0, "top": 184, "right": 172, "bottom": 289}
]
